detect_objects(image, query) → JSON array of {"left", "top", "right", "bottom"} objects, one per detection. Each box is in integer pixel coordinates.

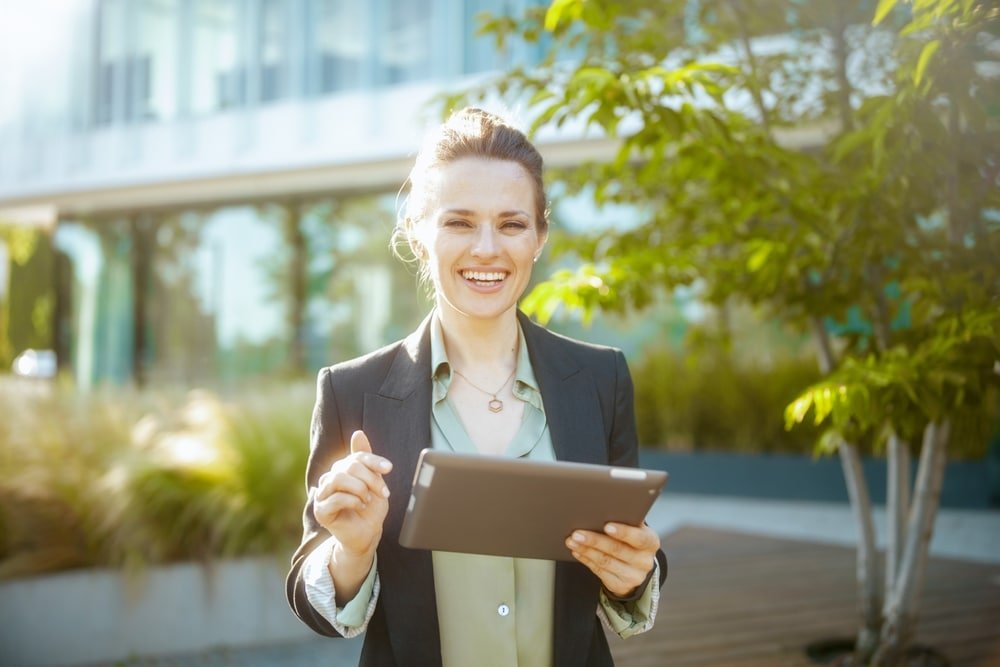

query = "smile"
[{"left": 461, "top": 270, "right": 508, "bottom": 285}]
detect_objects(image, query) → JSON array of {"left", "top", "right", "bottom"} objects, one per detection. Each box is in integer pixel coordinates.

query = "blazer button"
[{"left": 497, "top": 603, "right": 510, "bottom": 617}]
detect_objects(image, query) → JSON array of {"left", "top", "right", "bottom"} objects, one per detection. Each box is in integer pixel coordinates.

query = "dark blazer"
[{"left": 286, "top": 311, "right": 668, "bottom": 666}]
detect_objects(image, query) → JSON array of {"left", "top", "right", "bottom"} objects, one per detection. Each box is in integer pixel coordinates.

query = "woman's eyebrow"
[{"left": 440, "top": 208, "right": 530, "bottom": 218}]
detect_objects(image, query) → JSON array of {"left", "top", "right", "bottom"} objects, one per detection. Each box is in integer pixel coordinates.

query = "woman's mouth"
[{"left": 461, "top": 270, "right": 508, "bottom": 287}]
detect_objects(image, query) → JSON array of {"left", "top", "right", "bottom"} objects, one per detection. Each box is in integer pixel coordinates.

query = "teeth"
[{"left": 463, "top": 271, "right": 506, "bottom": 282}]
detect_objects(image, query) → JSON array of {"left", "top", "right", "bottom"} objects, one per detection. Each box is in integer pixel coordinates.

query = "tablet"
[{"left": 398, "top": 449, "right": 668, "bottom": 561}]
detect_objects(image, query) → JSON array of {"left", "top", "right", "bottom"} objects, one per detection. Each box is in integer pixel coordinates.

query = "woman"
[{"left": 286, "top": 108, "right": 666, "bottom": 666}]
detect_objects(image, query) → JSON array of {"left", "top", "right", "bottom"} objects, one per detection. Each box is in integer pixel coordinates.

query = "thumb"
[{"left": 350, "top": 429, "right": 372, "bottom": 455}]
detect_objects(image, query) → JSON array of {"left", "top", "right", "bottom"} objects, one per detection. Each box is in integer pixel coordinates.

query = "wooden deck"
[{"left": 610, "top": 526, "right": 1000, "bottom": 667}]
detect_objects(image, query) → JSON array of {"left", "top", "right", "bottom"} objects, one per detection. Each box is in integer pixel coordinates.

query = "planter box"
[
  {"left": 640, "top": 450, "right": 997, "bottom": 509},
  {"left": 0, "top": 556, "right": 315, "bottom": 667}
]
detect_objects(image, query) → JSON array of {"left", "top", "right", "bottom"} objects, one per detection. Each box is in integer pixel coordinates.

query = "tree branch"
[{"left": 726, "top": 0, "right": 772, "bottom": 139}]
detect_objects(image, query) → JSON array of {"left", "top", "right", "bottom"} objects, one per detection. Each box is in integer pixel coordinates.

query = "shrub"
[
  {"left": 0, "top": 380, "right": 312, "bottom": 579},
  {"left": 633, "top": 343, "right": 823, "bottom": 453}
]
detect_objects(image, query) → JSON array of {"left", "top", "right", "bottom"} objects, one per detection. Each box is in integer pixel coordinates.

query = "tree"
[{"left": 451, "top": 0, "right": 1000, "bottom": 664}]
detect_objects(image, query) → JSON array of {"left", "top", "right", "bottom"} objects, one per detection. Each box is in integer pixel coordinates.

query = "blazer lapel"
[
  {"left": 364, "top": 313, "right": 442, "bottom": 666},
  {"left": 519, "top": 312, "right": 608, "bottom": 667},
  {"left": 519, "top": 311, "right": 606, "bottom": 465}
]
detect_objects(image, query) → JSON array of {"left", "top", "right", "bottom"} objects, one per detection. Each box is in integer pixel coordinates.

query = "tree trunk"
[
  {"left": 839, "top": 438, "right": 882, "bottom": 663},
  {"left": 885, "top": 433, "right": 910, "bottom": 593},
  {"left": 873, "top": 420, "right": 951, "bottom": 666},
  {"left": 808, "top": 314, "right": 882, "bottom": 660}
]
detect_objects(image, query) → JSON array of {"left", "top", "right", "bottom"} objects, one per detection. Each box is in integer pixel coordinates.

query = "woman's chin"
[{"left": 438, "top": 294, "right": 519, "bottom": 322}]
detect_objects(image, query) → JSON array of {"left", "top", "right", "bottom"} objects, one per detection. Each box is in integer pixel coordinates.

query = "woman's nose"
[{"left": 471, "top": 225, "right": 498, "bottom": 257}]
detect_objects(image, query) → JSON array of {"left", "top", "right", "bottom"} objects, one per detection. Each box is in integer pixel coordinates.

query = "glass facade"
[
  {"left": 82, "top": 0, "right": 545, "bottom": 127},
  {"left": 0, "top": 0, "right": 577, "bottom": 389},
  {"left": 54, "top": 192, "right": 431, "bottom": 388}
]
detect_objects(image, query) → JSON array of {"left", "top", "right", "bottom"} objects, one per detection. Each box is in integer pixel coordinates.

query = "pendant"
[{"left": 488, "top": 398, "right": 503, "bottom": 413}]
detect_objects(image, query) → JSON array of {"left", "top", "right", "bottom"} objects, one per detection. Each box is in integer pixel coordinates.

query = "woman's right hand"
[{"left": 314, "top": 430, "right": 393, "bottom": 560}]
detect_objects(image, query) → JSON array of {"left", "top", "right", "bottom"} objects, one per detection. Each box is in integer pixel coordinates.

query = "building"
[{"left": 0, "top": 0, "right": 656, "bottom": 389}]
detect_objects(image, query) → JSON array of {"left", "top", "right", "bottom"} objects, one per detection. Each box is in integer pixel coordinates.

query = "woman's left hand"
[{"left": 565, "top": 522, "right": 661, "bottom": 599}]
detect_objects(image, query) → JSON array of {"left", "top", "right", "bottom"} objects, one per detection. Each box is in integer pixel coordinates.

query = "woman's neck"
[{"left": 436, "top": 305, "right": 519, "bottom": 374}]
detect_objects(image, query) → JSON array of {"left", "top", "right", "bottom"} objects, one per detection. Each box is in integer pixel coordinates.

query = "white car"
[{"left": 12, "top": 349, "right": 57, "bottom": 379}]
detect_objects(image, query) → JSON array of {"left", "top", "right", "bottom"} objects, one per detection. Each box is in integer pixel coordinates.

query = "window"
[
  {"left": 258, "top": 0, "right": 289, "bottom": 102},
  {"left": 310, "top": 0, "right": 369, "bottom": 93},
  {"left": 378, "top": 0, "right": 432, "bottom": 85},
  {"left": 190, "top": 0, "right": 243, "bottom": 113},
  {"left": 136, "top": 0, "right": 179, "bottom": 121}
]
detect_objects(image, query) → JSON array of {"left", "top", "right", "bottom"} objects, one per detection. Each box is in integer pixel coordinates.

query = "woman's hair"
[{"left": 392, "top": 107, "right": 548, "bottom": 274}]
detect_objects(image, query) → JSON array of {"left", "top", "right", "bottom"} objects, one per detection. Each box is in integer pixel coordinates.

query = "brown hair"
[{"left": 392, "top": 107, "right": 548, "bottom": 272}]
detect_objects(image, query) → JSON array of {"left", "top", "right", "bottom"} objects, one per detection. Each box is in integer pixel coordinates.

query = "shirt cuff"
[
  {"left": 597, "top": 559, "right": 661, "bottom": 639},
  {"left": 302, "top": 537, "right": 380, "bottom": 637},
  {"left": 602, "top": 563, "right": 655, "bottom": 603}
]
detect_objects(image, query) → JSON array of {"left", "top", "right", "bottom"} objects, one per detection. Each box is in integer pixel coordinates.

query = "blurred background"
[{"left": 0, "top": 1, "right": 997, "bottom": 665}]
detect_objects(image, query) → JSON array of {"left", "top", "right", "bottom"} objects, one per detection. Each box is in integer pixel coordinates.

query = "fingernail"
[
  {"left": 381, "top": 487, "right": 390, "bottom": 498},
  {"left": 380, "top": 461, "right": 392, "bottom": 472},
  {"left": 605, "top": 524, "right": 617, "bottom": 535},
  {"left": 365, "top": 494, "right": 372, "bottom": 504},
  {"left": 572, "top": 532, "right": 585, "bottom": 543}
]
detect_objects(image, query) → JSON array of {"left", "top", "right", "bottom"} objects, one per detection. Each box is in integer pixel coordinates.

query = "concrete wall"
[{"left": 0, "top": 556, "right": 316, "bottom": 667}]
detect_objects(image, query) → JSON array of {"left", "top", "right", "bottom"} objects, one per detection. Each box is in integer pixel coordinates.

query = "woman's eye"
[
  {"left": 502, "top": 220, "right": 528, "bottom": 231},
  {"left": 445, "top": 219, "right": 472, "bottom": 228}
]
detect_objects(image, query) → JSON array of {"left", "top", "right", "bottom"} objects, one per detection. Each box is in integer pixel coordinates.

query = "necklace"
[{"left": 453, "top": 367, "right": 516, "bottom": 413}]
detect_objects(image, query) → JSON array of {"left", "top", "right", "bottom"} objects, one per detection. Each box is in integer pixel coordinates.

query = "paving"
[{"left": 86, "top": 492, "right": 1000, "bottom": 667}]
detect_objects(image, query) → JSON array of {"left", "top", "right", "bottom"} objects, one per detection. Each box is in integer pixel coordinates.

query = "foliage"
[
  {"left": 446, "top": 0, "right": 1000, "bottom": 456},
  {"left": 0, "top": 224, "right": 55, "bottom": 369},
  {"left": 452, "top": 3, "right": 998, "bottom": 661},
  {"left": 0, "top": 381, "right": 312, "bottom": 579},
  {"left": 633, "top": 338, "right": 822, "bottom": 453}
]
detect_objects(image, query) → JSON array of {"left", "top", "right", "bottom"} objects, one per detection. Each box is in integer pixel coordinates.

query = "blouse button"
[{"left": 497, "top": 603, "right": 510, "bottom": 617}]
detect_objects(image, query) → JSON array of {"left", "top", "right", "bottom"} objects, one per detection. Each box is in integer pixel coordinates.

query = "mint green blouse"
[{"left": 427, "top": 316, "right": 656, "bottom": 666}]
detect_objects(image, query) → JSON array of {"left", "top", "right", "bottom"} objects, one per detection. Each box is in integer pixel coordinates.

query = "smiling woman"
[{"left": 286, "top": 108, "right": 667, "bottom": 667}]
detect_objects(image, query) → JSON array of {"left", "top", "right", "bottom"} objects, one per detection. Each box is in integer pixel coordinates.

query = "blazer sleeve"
[
  {"left": 285, "top": 367, "right": 352, "bottom": 637},
  {"left": 609, "top": 349, "right": 668, "bottom": 587}
]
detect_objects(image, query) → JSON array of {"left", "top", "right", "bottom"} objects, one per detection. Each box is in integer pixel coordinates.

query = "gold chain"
[{"left": 452, "top": 367, "right": 516, "bottom": 413}]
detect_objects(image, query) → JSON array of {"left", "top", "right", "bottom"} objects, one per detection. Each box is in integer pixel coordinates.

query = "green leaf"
[
  {"left": 785, "top": 394, "right": 814, "bottom": 429},
  {"left": 873, "top": 0, "right": 899, "bottom": 25},
  {"left": 913, "top": 39, "right": 940, "bottom": 85},
  {"left": 544, "top": 0, "right": 580, "bottom": 32},
  {"left": 747, "top": 242, "right": 773, "bottom": 272}
]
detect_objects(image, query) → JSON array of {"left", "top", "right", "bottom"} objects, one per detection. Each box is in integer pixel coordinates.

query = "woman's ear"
[{"left": 534, "top": 229, "right": 548, "bottom": 262}]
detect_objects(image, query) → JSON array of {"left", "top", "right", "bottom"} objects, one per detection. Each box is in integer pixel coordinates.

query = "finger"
[
  {"left": 315, "top": 491, "right": 367, "bottom": 522},
  {"left": 569, "top": 529, "right": 638, "bottom": 564},
  {"left": 351, "top": 430, "right": 393, "bottom": 474},
  {"left": 604, "top": 522, "right": 660, "bottom": 551},
  {"left": 566, "top": 536, "right": 651, "bottom": 596},
  {"left": 317, "top": 471, "right": 373, "bottom": 504},
  {"left": 351, "top": 430, "right": 371, "bottom": 454},
  {"left": 566, "top": 542, "right": 634, "bottom": 592},
  {"left": 342, "top": 459, "right": 392, "bottom": 499}
]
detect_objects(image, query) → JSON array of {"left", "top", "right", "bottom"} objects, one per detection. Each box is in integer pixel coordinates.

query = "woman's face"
[{"left": 415, "top": 157, "right": 546, "bottom": 324}]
